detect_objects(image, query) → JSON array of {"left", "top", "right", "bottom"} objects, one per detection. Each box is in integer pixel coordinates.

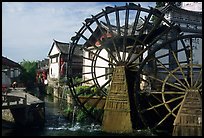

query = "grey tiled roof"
[
  {"left": 2, "top": 56, "right": 22, "bottom": 68},
  {"left": 157, "top": 4, "right": 202, "bottom": 16},
  {"left": 48, "top": 39, "right": 82, "bottom": 56},
  {"left": 54, "top": 40, "right": 70, "bottom": 54}
]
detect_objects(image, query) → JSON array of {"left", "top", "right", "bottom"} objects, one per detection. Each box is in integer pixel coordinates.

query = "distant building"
[
  {"left": 36, "top": 58, "right": 49, "bottom": 88},
  {"left": 47, "top": 39, "right": 82, "bottom": 86},
  {"left": 181, "top": 2, "right": 202, "bottom": 12},
  {"left": 160, "top": 3, "right": 202, "bottom": 34},
  {"left": 2, "top": 56, "right": 22, "bottom": 91}
]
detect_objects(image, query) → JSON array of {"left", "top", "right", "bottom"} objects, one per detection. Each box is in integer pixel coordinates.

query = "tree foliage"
[
  {"left": 19, "top": 59, "right": 38, "bottom": 89},
  {"left": 155, "top": 2, "right": 166, "bottom": 8}
]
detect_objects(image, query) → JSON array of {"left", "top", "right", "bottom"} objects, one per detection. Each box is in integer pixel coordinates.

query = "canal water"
[{"left": 2, "top": 92, "right": 157, "bottom": 136}]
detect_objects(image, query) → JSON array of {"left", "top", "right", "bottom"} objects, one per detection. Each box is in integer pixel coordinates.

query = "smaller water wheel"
[{"left": 137, "top": 34, "right": 202, "bottom": 133}]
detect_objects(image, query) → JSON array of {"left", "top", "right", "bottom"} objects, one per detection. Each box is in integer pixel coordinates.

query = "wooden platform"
[
  {"left": 2, "top": 88, "right": 44, "bottom": 109},
  {"left": 2, "top": 88, "right": 45, "bottom": 127}
]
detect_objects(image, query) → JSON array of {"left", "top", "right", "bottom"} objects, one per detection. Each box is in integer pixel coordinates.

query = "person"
[{"left": 12, "top": 81, "right": 17, "bottom": 89}]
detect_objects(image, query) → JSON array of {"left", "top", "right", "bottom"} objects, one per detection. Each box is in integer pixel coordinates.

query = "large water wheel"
[{"left": 67, "top": 3, "right": 193, "bottom": 133}]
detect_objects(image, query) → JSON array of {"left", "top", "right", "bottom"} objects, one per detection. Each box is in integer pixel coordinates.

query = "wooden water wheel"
[
  {"left": 67, "top": 3, "right": 184, "bottom": 132},
  {"left": 137, "top": 34, "right": 202, "bottom": 134}
]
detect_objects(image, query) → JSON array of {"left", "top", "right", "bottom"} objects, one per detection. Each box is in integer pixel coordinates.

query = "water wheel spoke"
[
  {"left": 138, "top": 10, "right": 153, "bottom": 36},
  {"left": 91, "top": 15, "right": 120, "bottom": 63},
  {"left": 163, "top": 91, "right": 185, "bottom": 95},
  {"left": 156, "top": 46, "right": 190, "bottom": 60},
  {"left": 147, "top": 25, "right": 173, "bottom": 48},
  {"left": 149, "top": 93, "right": 162, "bottom": 103},
  {"left": 82, "top": 23, "right": 118, "bottom": 64},
  {"left": 149, "top": 75, "right": 186, "bottom": 91},
  {"left": 151, "top": 91, "right": 185, "bottom": 95},
  {"left": 142, "top": 13, "right": 163, "bottom": 43},
  {"left": 126, "top": 39, "right": 145, "bottom": 64},
  {"left": 82, "top": 22, "right": 98, "bottom": 42},
  {"left": 82, "top": 47, "right": 116, "bottom": 66},
  {"left": 88, "top": 95, "right": 104, "bottom": 112},
  {"left": 102, "top": 9, "right": 122, "bottom": 62},
  {"left": 171, "top": 101, "right": 182, "bottom": 117},
  {"left": 155, "top": 58, "right": 188, "bottom": 89},
  {"left": 121, "top": 4, "right": 129, "bottom": 62},
  {"left": 79, "top": 32, "right": 118, "bottom": 64},
  {"left": 98, "top": 78, "right": 112, "bottom": 96},
  {"left": 197, "top": 83, "right": 202, "bottom": 89},
  {"left": 70, "top": 71, "right": 92, "bottom": 79},
  {"left": 171, "top": 50, "right": 190, "bottom": 88},
  {"left": 81, "top": 79, "right": 111, "bottom": 106},
  {"left": 115, "top": 7, "right": 121, "bottom": 36},
  {"left": 76, "top": 85, "right": 96, "bottom": 97},
  {"left": 76, "top": 31, "right": 98, "bottom": 50},
  {"left": 194, "top": 68, "right": 202, "bottom": 87},
  {"left": 72, "top": 72, "right": 112, "bottom": 87},
  {"left": 141, "top": 95, "right": 184, "bottom": 113},
  {"left": 145, "top": 99, "right": 163, "bottom": 118},
  {"left": 154, "top": 100, "right": 181, "bottom": 128},
  {"left": 126, "top": 44, "right": 148, "bottom": 66},
  {"left": 131, "top": 4, "right": 141, "bottom": 35},
  {"left": 156, "top": 61, "right": 188, "bottom": 66},
  {"left": 154, "top": 112, "right": 171, "bottom": 128}
]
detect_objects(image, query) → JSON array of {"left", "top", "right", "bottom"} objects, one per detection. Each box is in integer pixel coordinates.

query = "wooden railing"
[{"left": 2, "top": 94, "right": 27, "bottom": 109}]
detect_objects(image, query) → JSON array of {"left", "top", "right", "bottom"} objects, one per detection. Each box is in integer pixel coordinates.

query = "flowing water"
[{"left": 2, "top": 92, "right": 157, "bottom": 136}]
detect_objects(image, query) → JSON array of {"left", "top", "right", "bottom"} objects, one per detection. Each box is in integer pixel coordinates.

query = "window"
[{"left": 51, "top": 57, "right": 58, "bottom": 63}]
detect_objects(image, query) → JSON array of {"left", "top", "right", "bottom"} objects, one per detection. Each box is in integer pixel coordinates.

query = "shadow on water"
[{"left": 2, "top": 90, "right": 161, "bottom": 136}]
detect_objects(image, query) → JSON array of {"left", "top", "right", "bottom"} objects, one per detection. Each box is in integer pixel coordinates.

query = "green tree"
[
  {"left": 155, "top": 2, "right": 181, "bottom": 8},
  {"left": 155, "top": 2, "right": 166, "bottom": 8},
  {"left": 19, "top": 59, "right": 38, "bottom": 89}
]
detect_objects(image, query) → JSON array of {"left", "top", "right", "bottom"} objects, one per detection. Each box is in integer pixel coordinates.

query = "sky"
[{"left": 2, "top": 2, "right": 156, "bottom": 63}]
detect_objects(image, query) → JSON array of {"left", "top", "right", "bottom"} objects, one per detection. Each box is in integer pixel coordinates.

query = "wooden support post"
[
  {"left": 24, "top": 94, "right": 27, "bottom": 105},
  {"left": 172, "top": 89, "right": 202, "bottom": 136},
  {"left": 102, "top": 66, "right": 133, "bottom": 133}
]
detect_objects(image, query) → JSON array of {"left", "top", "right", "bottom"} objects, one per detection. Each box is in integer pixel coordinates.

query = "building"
[
  {"left": 48, "top": 39, "right": 82, "bottom": 86},
  {"left": 2, "top": 56, "right": 22, "bottom": 91},
  {"left": 158, "top": 2, "right": 202, "bottom": 64},
  {"left": 181, "top": 2, "right": 202, "bottom": 12},
  {"left": 36, "top": 58, "right": 49, "bottom": 90}
]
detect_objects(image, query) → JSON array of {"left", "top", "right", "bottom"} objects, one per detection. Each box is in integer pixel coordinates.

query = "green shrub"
[
  {"left": 76, "top": 109, "right": 87, "bottom": 122},
  {"left": 63, "top": 106, "right": 73, "bottom": 114},
  {"left": 75, "top": 86, "right": 90, "bottom": 96}
]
